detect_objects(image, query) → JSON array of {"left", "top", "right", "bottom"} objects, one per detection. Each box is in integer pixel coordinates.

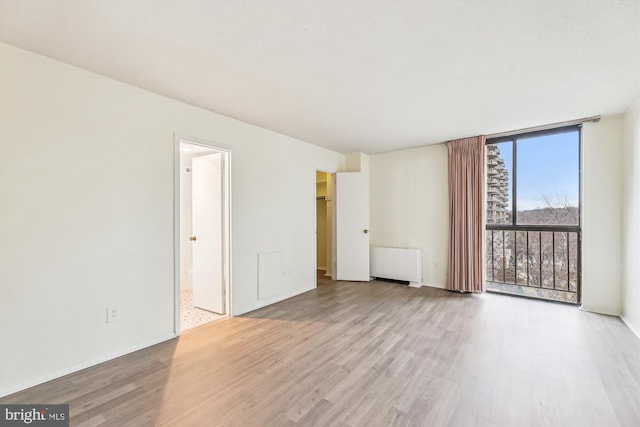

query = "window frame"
[{"left": 485, "top": 124, "right": 582, "bottom": 231}]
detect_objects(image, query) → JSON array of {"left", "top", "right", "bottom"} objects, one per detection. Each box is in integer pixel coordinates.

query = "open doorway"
[
  {"left": 175, "top": 137, "right": 231, "bottom": 333},
  {"left": 316, "top": 170, "right": 334, "bottom": 285}
]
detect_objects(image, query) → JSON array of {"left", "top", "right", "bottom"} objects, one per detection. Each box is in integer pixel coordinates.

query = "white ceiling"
[{"left": 1, "top": 0, "right": 638, "bottom": 154}]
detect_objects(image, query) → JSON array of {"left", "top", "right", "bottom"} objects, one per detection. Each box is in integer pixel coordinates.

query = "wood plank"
[{"left": 1, "top": 281, "right": 638, "bottom": 426}]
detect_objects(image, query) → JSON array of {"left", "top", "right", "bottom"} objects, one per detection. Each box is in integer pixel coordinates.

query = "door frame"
[
  {"left": 174, "top": 134, "right": 233, "bottom": 335},
  {"left": 315, "top": 167, "right": 336, "bottom": 286}
]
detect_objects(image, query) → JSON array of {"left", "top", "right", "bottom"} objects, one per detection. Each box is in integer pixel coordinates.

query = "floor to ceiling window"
[{"left": 485, "top": 126, "right": 581, "bottom": 304}]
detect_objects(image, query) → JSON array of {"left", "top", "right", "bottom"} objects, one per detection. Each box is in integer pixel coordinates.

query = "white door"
[
  {"left": 191, "top": 152, "right": 224, "bottom": 313},
  {"left": 335, "top": 172, "right": 370, "bottom": 281}
]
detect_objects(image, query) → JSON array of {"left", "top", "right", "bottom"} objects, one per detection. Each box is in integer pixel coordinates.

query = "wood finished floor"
[{"left": 2, "top": 280, "right": 639, "bottom": 426}]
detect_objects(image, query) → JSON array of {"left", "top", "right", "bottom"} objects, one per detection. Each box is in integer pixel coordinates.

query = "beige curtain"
[{"left": 446, "top": 136, "right": 485, "bottom": 292}]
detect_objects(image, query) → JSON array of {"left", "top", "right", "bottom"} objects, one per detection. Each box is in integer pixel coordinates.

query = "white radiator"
[{"left": 370, "top": 246, "right": 423, "bottom": 287}]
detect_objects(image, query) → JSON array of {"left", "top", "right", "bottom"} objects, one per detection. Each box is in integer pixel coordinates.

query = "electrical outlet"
[{"left": 107, "top": 306, "right": 121, "bottom": 323}]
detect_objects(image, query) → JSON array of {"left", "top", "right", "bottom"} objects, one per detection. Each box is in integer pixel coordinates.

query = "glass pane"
[
  {"left": 514, "top": 230, "right": 530, "bottom": 286},
  {"left": 516, "top": 130, "right": 579, "bottom": 225},
  {"left": 486, "top": 142, "right": 512, "bottom": 224},
  {"left": 504, "top": 230, "right": 515, "bottom": 283},
  {"left": 486, "top": 230, "right": 494, "bottom": 281},
  {"left": 554, "top": 232, "right": 569, "bottom": 291},
  {"left": 540, "top": 232, "right": 554, "bottom": 288},
  {"left": 493, "top": 230, "right": 506, "bottom": 282},
  {"left": 527, "top": 231, "right": 541, "bottom": 287},
  {"left": 568, "top": 232, "right": 578, "bottom": 292}
]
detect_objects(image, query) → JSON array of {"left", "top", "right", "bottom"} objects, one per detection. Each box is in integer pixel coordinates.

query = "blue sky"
[{"left": 495, "top": 130, "right": 580, "bottom": 211}]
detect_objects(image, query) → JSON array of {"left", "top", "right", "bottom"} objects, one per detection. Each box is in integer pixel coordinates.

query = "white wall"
[
  {"left": 345, "top": 152, "right": 369, "bottom": 173},
  {"left": 581, "top": 115, "right": 624, "bottom": 315},
  {"left": 0, "top": 43, "right": 344, "bottom": 396},
  {"left": 369, "top": 144, "right": 449, "bottom": 287},
  {"left": 622, "top": 99, "right": 640, "bottom": 337}
]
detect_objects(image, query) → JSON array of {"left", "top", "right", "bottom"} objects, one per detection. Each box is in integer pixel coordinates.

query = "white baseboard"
[
  {"left": 408, "top": 282, "right": 422, "bottom": 288},
  {"left": 421, "top": 282, "right": 446, "bottom": 289},
  {"left": 579, "top": 305, "right": 621, "bottom": 317},
  {"left": 234, "top": 286, "right": 315, "bottom": 316},
  {"left": 621, "top": 315, "right": 640, "bottom": 340},
  {"left": 0, "top": 333, "right": 176, "bottom": 399}
]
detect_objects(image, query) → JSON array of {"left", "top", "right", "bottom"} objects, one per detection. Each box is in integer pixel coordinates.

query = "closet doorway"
[{"left": 316, "top": 170, "right": 334, "bottom": 284}]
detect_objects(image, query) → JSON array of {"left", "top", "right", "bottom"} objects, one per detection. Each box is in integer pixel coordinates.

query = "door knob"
[
  {"left": 363, "top": 229, "right": 369, "bottom": 234},
  {"left": 190, "top": 235, "right": 197, "bottom": 241}
]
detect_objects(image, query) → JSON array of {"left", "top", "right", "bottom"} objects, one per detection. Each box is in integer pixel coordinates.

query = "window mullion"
[{"left": 512, "top": 138, "right": 517, "bottom": 226}]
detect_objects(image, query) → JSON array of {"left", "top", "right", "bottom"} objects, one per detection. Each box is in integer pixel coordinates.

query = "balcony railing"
[{"left": 485, "top": 225, "right": 581, "bottom": 304}]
